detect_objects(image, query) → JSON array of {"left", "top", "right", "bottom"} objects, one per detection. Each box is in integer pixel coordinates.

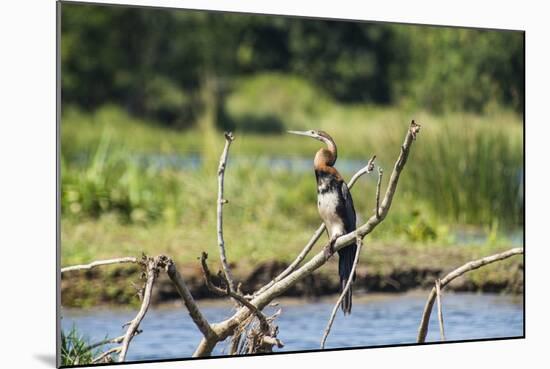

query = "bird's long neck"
[{"left": 314, "top": 138, "right": 337, "bottom": 169}]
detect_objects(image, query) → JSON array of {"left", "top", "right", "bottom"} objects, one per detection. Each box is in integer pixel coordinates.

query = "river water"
[{"left": 61, "top": 291, "right": 523, "bottom": 362}]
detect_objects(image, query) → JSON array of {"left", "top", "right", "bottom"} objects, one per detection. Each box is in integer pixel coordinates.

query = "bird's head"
[
  {"left": 287, "top": 130, "right": 333, "bottom": 143},
  {"left": 288, "top": 130, "right": 337, "bottom": 166}
]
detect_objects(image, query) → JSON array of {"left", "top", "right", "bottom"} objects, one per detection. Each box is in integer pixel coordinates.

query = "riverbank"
[
  {"left": 61, "top": 242, "right": 523, "bottom": 308},
  {"left": 61, "top": 291, "right": 523, "bottom": 361}
]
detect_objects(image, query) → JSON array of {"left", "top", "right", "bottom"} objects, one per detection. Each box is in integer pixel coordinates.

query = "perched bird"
[{"left": 288, "top": 130, "right": 357, "bottom": 314}]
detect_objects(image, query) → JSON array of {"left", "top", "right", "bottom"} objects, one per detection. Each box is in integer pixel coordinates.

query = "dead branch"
[
  {"left": 92, "top": 347, "right": 121, "bottom": 364},
  {"left": 61, "top": 257, "right": 138, "bottom": 273},
  {"left": 62, "top": 122, "right": 420, "bottom": 359},
  {"left": 193, "top": 121, "right": 421, "bottom": 356},
  {"left": 262, "top": 335, "right": 284, "bottom": 348},
  {"left": 435, "top": 279, "right": 445, "bottom": 341},
  {"left": 85, "top": 330, "right": 142, "bottom": 352},
  {"left": 118, "top": 256, "right": 159, "bottom": 362},
  {"left": 217, "top": 131, "right": 237, "bottom": 292},
  {"left": 229, "top": 332, "right": 243, "bottom": 355},
  {"left": 351, "top": 155, "right": 377, "bottom": 184},
  {"left": 416, "top": 247, "right": 523, "bottom": 343},
  {"left": 159, "top": 255, "right": 215, "bottom": 340},
  {"left": 375, "top": 167, "right": 383, "bottom": 219},
  {"left": 253, "top": 225, "right": 325, "bottom": 297},
  {"left": 320, "top": 237, "right": 363, "bottom": 349},
  {"left": 200, "top": 252, "right": 270, "bottom": 333},
  {"left": 254, "top": 155, "right": 377, "bottom": 296}
]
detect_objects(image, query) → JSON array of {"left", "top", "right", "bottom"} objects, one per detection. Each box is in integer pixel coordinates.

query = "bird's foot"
[{"left": 323, "top": 243, "right": 335, "bottom": 260}]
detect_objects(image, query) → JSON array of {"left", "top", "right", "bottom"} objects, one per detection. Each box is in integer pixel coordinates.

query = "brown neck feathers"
[
  {"left": 314, "top": 147, "right": 336, "bottom": 169},
  {"left": 315, "top": 134, "right": 337, "bottom": 167}
]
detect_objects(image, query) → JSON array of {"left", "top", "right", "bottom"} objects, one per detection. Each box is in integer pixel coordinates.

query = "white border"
[{"left": 1, "top": 1, "right": 548, "bottom": 368}]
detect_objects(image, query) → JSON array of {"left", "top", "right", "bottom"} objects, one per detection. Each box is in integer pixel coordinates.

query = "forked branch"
[
  {"left": 416, "top": 247, "right": 523, "bottom": 343},
  {"left": 92, "top": 347, "right": 122, "bottom": 364},
  {"left": 62, "top": 121, "right": 422, "bottom": 359},
  {"left": 160, "top": 255, "right": 215, "bottom": 340},
  {"left": 200, "top": 252, "right": 270, "bottom": 333},
  {"left": 192, "top": 121, "right": 421, "bottom": 357}
]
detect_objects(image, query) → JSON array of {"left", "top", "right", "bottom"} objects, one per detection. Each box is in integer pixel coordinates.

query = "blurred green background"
[{"left": 60, "top": 3, "right": 524, "bottom": 268}]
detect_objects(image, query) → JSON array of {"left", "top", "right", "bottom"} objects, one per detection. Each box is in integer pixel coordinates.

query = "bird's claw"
[{"left": 323, "top": 243, "right": 335, "bottom": 260}]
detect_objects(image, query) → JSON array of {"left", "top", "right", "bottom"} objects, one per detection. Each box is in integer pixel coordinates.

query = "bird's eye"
[{"left": 310, "top": 130, "right": 315, "bottom": 134}]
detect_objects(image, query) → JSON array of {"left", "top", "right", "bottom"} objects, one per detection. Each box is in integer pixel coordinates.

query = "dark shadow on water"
[{"left": 34, "top": 353, "right": 57, "bottom": 367}]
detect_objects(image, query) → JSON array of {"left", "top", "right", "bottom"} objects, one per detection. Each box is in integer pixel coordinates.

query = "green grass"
[
  {"left": 61, "top": 325, "right": 97, "bottom": 366},
  {"left": 60, "top": 73, "right": 523, "bottom": 267}
]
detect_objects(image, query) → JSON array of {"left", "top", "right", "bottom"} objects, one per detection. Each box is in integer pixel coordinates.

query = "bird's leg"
[{"left": 323, "top": 237, "right": 337, "bottom": 260}]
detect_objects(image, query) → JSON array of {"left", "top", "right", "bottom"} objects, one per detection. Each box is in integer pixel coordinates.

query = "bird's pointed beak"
[{"left": 287, "top": 130, "right": 314, "bottom": 138}]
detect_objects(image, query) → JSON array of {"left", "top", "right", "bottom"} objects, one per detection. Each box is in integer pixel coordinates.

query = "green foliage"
[
  {"left": 402, "top": 113, "right": 523, "bottom": 226},
  {"left": 61, "top": 2, "right": 524, "bottom": 124},
  {"left": 61, "top": 101, "right": 523, "bottom": 235},
  {"left": 62, "top": 142, "right": 184, "bottom": 224},
  {"left": 142, "top": 76, "right": 195, "bottom": 128},
  {"left": 61, "top": 325, "right": 95, "bottom": 366},
  {"left": 394, "top": 26, "right": 524, "bottom": 113},
  {"left": 61, "top": 104, "right": 204, "bottom": 161},
  {"left": 286, "top": 19, "right": 399, "bottom": 103},
  {"left": 403, "top": 210, "right": 438, "bottom": 243},
  {"left": 224, "top": 73, "right": 331, "bottom": 131}
]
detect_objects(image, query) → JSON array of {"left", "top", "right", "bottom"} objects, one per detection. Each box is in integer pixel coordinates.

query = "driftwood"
[{"left": 61, "top": 122, "right": 445, "bottom": 361}]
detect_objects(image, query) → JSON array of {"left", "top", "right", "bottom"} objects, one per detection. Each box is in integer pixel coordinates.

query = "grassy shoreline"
[{"left": 61, "top": 239, "right": 523, "bottom": 308}]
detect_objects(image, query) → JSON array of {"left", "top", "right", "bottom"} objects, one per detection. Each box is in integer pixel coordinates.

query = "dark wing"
[{"left": 340, "top": 180, "right": 357, "bottom": 233}]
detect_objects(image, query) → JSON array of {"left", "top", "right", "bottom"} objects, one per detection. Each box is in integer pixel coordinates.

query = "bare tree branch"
[
  {"left": 348, "top": 155, "right": 377, "bottom": 186},
  {"left": 216, "top": 131, "right": 237, "bottom": 293},
  {"left": 375, "top": 167, "right": 383, "bottom": 219},
  {"left": 200, "top": 252, "right": 270, "bottom": 333},
  {"left": 159, "top": 255, "right": 215, "bottom": 340},
  {"left": 262, "top": 335, "right": 285, "bottom": 348},
  {"left": 193, "top": 336, "right": 220, "bottom": 357},
  {"left": 254, "top": 155, "right": 377, "bottom": 296},
  {"left": 198, "top": 121, "right": 421, "bottom": 356},
  {"left": 253, "top": 225, "right": 324, "bottom": 297},
  {"left": 320, "top": 237, "right": 363, "bottom": 349},
  {"left": 118, "top": 256, "right": 159, "bottom": 362},
  {"left": 62, "top": 122, "right": 421, "bottom": 359},
  {"left": 86, "top": 330, "right": 142, "bottom": 352},
  {"left": 229, "top": 332, "right": 243, "bottom": 355},
  {"left": 435, "top": 279, "right": 446, "bottom": 341},
  {"left": 417, "top": 247, "right": 523, "bottom": 343},
  {"left": 92, "top": 347, "right": 121, "bottom": 364},
  {"left": 61, "top": 257, "right": 138, "bottom": 273}
]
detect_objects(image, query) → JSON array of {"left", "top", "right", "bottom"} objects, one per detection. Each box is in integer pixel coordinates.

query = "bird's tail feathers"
[
  {"left": 338, "top": 243, "right": 357, "bottom": 315},
  {"left": 341, "top": 278, "right": 353, "bottom": 315}
]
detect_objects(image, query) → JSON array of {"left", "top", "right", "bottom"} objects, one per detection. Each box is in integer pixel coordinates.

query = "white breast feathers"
[{"left": 318, "top": 191, "right": 345, "bottom": 239}]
